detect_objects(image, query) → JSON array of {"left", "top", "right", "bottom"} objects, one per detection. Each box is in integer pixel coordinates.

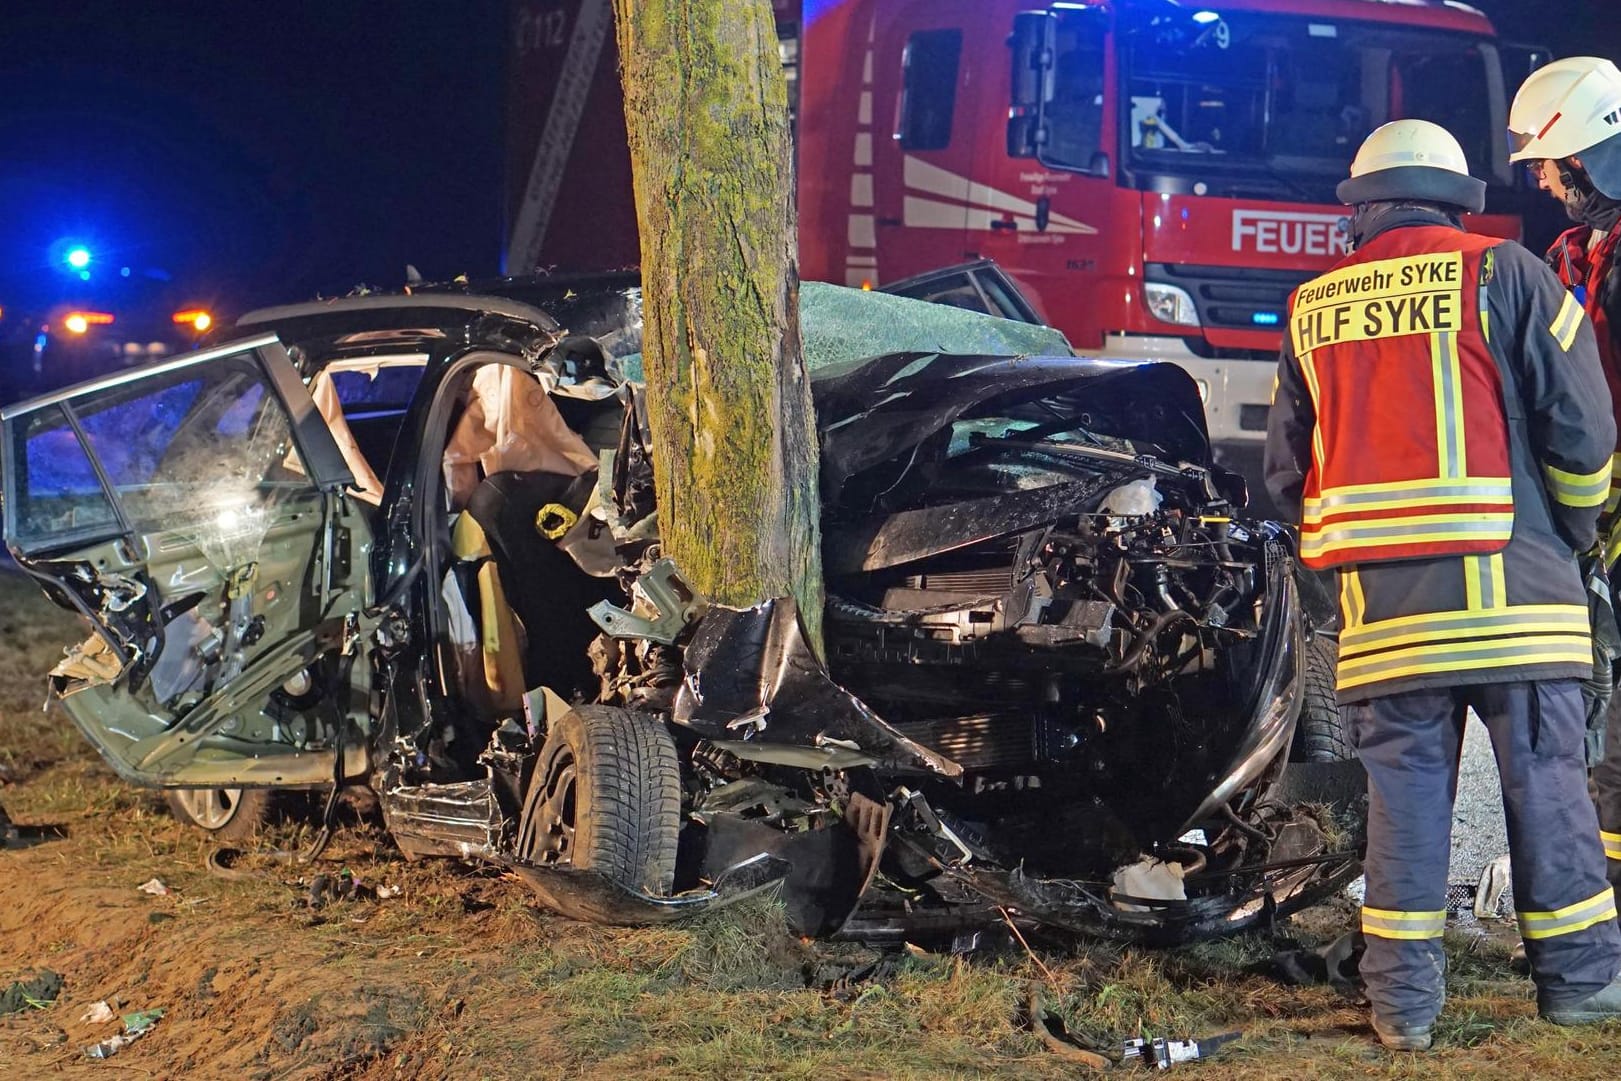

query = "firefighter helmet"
[
  {"left": 1337, "top": 119, "right": 1486, "bottom": 213},
  {"left": 1508, "top": 57, "right": 1621, "bottom": 163}
]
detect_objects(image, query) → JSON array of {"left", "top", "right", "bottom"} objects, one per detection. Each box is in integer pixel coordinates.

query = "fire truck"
[{"left": 504, "top": 0, "right": 1539, "bottom": 499}]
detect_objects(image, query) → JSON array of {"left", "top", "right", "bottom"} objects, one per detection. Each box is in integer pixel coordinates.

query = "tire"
[
  {"left": 165, "top": 788, "right": 274, "bottom": 842},
  {"left": 516, "top": 706, "right": 681, "bottom": 895},
  {"left": 1292, "top": 635, "right": 1354, "bottom": 762}
]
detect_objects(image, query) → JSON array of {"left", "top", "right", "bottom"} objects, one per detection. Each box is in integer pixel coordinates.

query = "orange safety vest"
[{"left": 1289, "top": 226, "right": 1510, "bottom": 570}]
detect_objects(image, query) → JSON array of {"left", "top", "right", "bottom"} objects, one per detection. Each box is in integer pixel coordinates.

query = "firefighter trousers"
[{"left": 1351, "top": 680, "right": 1621, "bottom": 1027}]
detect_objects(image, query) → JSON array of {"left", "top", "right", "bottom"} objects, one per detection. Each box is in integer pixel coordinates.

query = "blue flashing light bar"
[{"left": 1251, "top": 311, "right": 1281, "bottom": 326}]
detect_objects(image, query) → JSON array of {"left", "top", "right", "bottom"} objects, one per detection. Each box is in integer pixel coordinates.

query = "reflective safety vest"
[{"left": 1288, "top": 227, "right": 1512, "bottom": 570}]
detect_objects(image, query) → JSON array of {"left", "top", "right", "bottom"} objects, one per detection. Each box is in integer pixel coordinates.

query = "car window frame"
[{"left": 2, "top": 335, "right": 356, "bottom": 557}]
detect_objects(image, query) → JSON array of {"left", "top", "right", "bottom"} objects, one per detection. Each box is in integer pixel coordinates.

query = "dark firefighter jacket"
[
  {"left": 1266, "top": 208, "right": 1617, "bottom": 702},
  {"left": 1548, "top": 223, "right": 1621, "bottom": 564}
]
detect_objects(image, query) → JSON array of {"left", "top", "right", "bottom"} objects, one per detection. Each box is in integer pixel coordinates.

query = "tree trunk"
[{"left": 613, "top": 0, "right": 824, "bottom": 644}]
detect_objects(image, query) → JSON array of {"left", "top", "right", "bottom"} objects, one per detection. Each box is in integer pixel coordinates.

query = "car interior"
[{"left": 376, "top": 356, "right": 626, "bottom": 730}]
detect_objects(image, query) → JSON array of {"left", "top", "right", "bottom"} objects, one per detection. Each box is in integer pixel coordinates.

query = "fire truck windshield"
[{"left": 1044, "top": 12, "right": 1511, "bottom": 200}]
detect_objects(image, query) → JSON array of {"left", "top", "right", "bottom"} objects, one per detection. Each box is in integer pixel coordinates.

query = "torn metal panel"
[
  {"left": 381, "top": 778, "right": 505, "bottom": 859},
  {"left": 695, "top": 791, "right": 892, "bottom": 937},
  {"left": 496, "top": 852, "right": 791, "bottom": 925},
  {"left": 673, "top": 599, "right": 962, "bottom": 778}
]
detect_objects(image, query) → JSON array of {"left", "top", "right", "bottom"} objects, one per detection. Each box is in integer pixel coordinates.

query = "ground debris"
[
  {"left": 80, "top": 1000, "right": 116, "bottom": 1024},
  {"left": 1026, "top": 983, "right": 1111, "bottom": 1071},
  {"left": 1268, "top": 930, "right": 1366, "bottom": 1000},
  {"left": 1120, "top": 1030, "right": 1242, "bottom": 1069},
  {"left": 83, "top": 1006, "right": 164, "bottom": 1060}
]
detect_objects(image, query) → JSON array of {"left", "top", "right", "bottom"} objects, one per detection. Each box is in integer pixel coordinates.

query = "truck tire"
[
  {"left": 517, "top": 706, "right": 680, "bottom": 895},
  {"left": 165, "top": 788, "right": 274, "bottom": 842},
  {"left": 1292, "top": 635, "right": 1353, "bottom": 762}
]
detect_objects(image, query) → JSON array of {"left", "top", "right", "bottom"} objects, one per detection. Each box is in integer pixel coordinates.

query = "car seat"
[{"left": 465, "top": 469, "right": 615, "bottom": 704}]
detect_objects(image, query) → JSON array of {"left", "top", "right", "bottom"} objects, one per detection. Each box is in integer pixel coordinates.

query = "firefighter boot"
[
  {"left": 1542, "top": 976, "right": 1621, "bottom": 1025},
  {"left": 1370, "top": 1016, "right": 1433, "bottom": 1051}
]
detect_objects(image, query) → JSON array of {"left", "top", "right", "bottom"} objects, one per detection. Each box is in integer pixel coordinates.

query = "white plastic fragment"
[
  {"left": 80, "top": 1001, "right": 115, "bottom": 1025},
  {"left": 1099, "top": 477, "right": 1162, "bottom": 519},
  {"left": 137, "top": 878, "right": 170, "bottom": 896},
  {"left": 376, "top": 885, "right": 403, "bottom": 900},
  {"left": 1110, "top": 855, "right": 1187, "bottom": 912}
]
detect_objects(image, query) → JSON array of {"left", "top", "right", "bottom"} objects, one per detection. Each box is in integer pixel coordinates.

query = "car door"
[{"left": 1, "top": 334, "right": 375, "bottom": 789}]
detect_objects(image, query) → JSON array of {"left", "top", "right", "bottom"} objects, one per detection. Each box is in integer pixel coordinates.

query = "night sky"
[
  {"left": 0, "top": 1, "right": 505, "bottom": 315},
  {"left": 0, "top": 1, "right": 1617, "bottom": 318}
]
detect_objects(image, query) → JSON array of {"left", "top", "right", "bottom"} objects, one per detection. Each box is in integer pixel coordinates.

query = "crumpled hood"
[{"left": 811, "top": 354, "right": 1212, "bottom": 505}]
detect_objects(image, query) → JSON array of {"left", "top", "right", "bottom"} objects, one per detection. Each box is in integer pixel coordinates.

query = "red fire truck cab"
[{"left": 505, "top": 0, "right": 1535, "bottom": 502}]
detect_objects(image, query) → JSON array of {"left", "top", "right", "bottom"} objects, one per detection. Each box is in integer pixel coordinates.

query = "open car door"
[{"left": 2, "top": 335, "right": 374, "bottom": 789}]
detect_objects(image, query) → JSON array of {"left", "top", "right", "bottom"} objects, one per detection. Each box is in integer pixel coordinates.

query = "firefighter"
[
  {"left": 1510, "top": 56, "right": 1621, "bottom": 904},
  {"left": 1265, "top": 119, "right": 1621, "bottom": 1050}
]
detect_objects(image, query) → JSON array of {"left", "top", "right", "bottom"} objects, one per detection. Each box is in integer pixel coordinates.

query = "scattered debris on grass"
[
  {"left": 83, "top": 1007, "right": 164, "bottom": 1060},
  {"left": 1026, "top": 983, "right": 1111, "bottom": 1070},
  {"left": 138, "top": 877, "right": 171, "bottom": 896},
  {"left": 80, "top": 1000, "right": 115, "bottom": 1024},
  {"left": 1270, "top": 931, "right": 1366, "bottom": 999},
  {"left": 1121, "top": 1031, "right": 1242, "bottom": 1069}
]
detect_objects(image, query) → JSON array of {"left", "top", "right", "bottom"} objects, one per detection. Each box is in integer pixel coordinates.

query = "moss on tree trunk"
[{"left": 613, "top": 0, "right": 824, "bottom": 646}]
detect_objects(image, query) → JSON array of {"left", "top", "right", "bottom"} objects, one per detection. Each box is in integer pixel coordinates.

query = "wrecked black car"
[{"left": 1, "top": 281, "right": 1361, "bottom": 942}]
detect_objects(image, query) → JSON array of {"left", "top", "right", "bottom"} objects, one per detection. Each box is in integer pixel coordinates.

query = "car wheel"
[
  {"left": 516, "top": 706, "right": 680, "bottom": 895},
  {"left": 1292, "top": 635, "right": 1353, "bottom": 762},
  {"left": 165, "top": 788, "right": 274, "bottom": 842}
]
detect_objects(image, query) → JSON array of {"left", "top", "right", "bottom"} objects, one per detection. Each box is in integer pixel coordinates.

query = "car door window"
[
  {"left": 6, "top": 347, "right": 325, "bottom": 563},
  {"left": 12, "top": 405, "right": 121, "bottom": 548},
  {"left": 70, "top": 354, "right": 309, "bottom": 534}
]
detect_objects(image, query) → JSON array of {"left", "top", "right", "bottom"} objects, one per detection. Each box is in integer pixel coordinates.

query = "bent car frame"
[{"left": 2, "top": 282, "right": 1361, "bottom": 942}]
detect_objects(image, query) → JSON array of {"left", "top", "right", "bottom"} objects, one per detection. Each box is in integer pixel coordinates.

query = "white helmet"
[
  {"left": 1508, "top": 56, "right": 1621, "bottom": 163},
  {"left": 1337, "top": 119, "right": 1486, "bottom": 213}
]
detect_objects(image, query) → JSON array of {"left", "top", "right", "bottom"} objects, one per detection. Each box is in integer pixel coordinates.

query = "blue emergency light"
[{"left": 1251, "top": 311, "right": 1281, "bottom": 326}]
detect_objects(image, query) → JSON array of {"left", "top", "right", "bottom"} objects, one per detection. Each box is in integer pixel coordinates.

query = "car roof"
[{"left": 231, "top": 292, "right": 567, "bottom": 368}]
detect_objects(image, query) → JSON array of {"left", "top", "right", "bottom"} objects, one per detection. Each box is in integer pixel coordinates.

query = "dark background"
[
  {"left": 0, "top": 2, "right": 506, "bottom": 315},
  {"left": 0, "top": 1, "right": 1616, "bottom": 315}
]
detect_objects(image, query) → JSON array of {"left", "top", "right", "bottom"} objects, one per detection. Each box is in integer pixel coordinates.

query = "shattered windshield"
[
  {"left": 799, "top": 282, "right": 1071, "bottom": 371},
  {"left": 8, "top": 353, "right": 320, "bottom": 567},
  {"left": 614, "top": 282, "right": 1073, "bottom": 383},
  {"left": 1102, "top": 13, "right": 1508, "bottom": 190},
  {"left": 942, "top": 402, "right": 1145, "bottom": 496}
]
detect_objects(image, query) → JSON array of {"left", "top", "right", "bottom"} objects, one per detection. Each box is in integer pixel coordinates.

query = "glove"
[{"left": 1582, "top": 551, "right": 1620, "bottom": 767}]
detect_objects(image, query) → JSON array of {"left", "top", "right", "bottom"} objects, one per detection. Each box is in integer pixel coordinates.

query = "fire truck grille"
[{"left": 1148, "top": 263, "right": 1314, "bottom": 332}]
